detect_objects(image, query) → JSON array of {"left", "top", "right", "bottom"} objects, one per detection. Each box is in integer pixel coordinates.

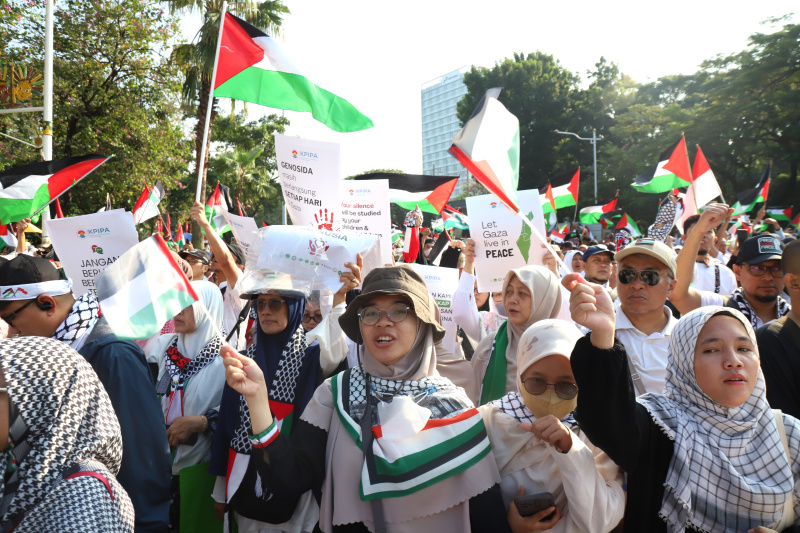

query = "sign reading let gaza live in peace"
[
  {"left": 466, "top": 190, "right": 547, "bottom": 293},
  {"left": 45, "top": 210, "right": 140, "bottom": 297}
]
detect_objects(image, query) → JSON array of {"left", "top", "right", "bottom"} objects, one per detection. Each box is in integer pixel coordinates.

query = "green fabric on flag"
[
  {"left": 116, "top": 288, "right": 196, "bottom": 339},
  {"left": 391, "top": 199, "right": 439, "bottom": 215},
  {"left": 0, "top": 184, "right": 50, "bottom": 224},
  {"left": 204, "top": 205, "right": 231, "bottom": 236},
  {"left": 480, "top": 322, "right": 510, "bottom": 405},
  {"left": 179, "top": 461, "right": 224, "bottom": 533}
]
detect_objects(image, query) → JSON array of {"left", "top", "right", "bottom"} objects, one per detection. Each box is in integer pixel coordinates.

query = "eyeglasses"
[
  {"left": 520, "top": 377, "right": 579, "bottom": 400},
  {"left": 302, "top": 313, "right": 322, "bottom": 324},
  {"left": 188, "top": 259, "right": 207, "bottom": 266},
  {"left": 0, "top": 299, "right": 37, "bottom": 327},
  {"left": 742, "top": 264, "right": 784, "bottom": 278},
  {"left": 255, "top": 298, "right": 285, "bottom": 313},
  {"left": 618, "top": 269, "right": 664, "bottom": 286},
  {"left": 358, "top": 303, "right": 412, "bottom": 326}
]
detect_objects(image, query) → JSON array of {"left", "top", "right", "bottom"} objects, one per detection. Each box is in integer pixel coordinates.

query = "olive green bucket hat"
[{"left": 339, "top": 265, "right": 445, "bottom": 344}]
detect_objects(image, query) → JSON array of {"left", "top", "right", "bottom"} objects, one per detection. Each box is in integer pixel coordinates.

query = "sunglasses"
[
  {"left": 618, "top": 269, "right": 664, "bottom": 286},
  {"left": 358, "top": 303, "right": 412, "bottom": 326},
  {"left": 0, "top": 299, "right": 37, "bottom": 327},
  {"left": 520, "top": 377, "right": 578, "bottom": 400},
  {"left": 742, "top": 264, "right": 784, "bottom": 278},
  {"left": 302, "top": 313, "right": 322, "bottom": 324},
  {"left": 255, "top": 298, "right": 285, "bottom": 313}
]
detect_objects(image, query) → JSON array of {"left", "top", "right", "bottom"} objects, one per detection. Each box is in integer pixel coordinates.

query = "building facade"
[{"left": 421, "top": 67, "right": 472, "bottom": 197}]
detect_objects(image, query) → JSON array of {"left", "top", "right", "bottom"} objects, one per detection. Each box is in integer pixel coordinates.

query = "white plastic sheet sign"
[
  {"left": 275, "top": 134, "right": 342, "bottom": 230},
  {"left": 465, "top": 190, "right": 547, "bottom": 293},
  {"left": 339, "top": 179, "right": 393, "bottom": 266},
  {"left": 223, "top": 211, "right": 259, "bottom": 256},
  {"left": 408, "top": 263, "right": 460, "bottom": 352},
  {"left": 45, "top": 210, "right": 139, "bottom": 296}
]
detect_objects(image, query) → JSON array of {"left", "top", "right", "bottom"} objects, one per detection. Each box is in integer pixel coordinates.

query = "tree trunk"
[{"left": 192, "top": 76, "right": 217, "bottom": 248}]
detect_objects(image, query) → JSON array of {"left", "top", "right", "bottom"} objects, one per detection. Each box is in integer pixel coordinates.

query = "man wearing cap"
[
  {"left": 682, "top": 214, "right": 737, "bottom": 296},
  {"left": 613, "top": 238, "right": 679, "bottom": 395},
  {"left": 0, "top": 255, "right": 171, "bottom": 532},
  {"left": 672, "top": 203, "right": 790, "bottom": 328},
  {"left": 180, "top": 248, "right": 210, "bottom": 281}
]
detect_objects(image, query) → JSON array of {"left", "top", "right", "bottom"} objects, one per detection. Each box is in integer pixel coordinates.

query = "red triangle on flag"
[
  {"left": 567, "top": 168, "right": 580, "bottom": 202},
  {"left": 662, "top": 136, "right": 692, "bottom": 184},
  {"left": 692, "top": 145, "right": 711, "bottom": 181}
]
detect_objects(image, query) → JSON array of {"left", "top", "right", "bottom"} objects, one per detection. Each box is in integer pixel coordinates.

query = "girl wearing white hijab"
[
  {"left": 558, "top": 250, "right": 584, "bottom": 278},
  {"left": 565, "top": 272, "right": 800, "bottom": 533},
  {"left": 480, "top": 319, "right": 624, "bottom": 532},
  {"left": 220, "top": 266, "right": 512, "bottom": 532},
  {"left": 149, "top": 280, "right": 226, "bottom": 530}
]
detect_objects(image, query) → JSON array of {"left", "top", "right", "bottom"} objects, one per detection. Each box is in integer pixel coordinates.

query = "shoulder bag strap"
[
  {"left": 773, "top": 409, "right": 795, "bottom": 531},
  {"left": 625, "top": 354, "right": 646, "bottom": 397}
]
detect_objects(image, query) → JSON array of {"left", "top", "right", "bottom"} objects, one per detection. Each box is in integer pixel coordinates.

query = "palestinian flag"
[
  {"left": 132, "top": 181, "right": 164, "bottom": 224},
  {"left": 732, "top": 162, "right": 771, "bottom": 215},
  {"left": 0, "top": 224, "right": 17, "bottom": 248},
  {"left": 579, "top": 196, "right": 618, "bottom": 224},
  {"left": 175, "top": 222, "right": 186, "bottom": 248},
  {"left": 632, "top": 136, "right": 692, "bottom": 193},
  {"left": 549, "top": 168, "right": 580, "bottom": 209},
  {"left": 351, "top": 173, "right": 458, "bottom": 215},
  {"left": 678, "top": 145, "right": 722, "bottom": 231},
  {"left": 442, "top": 207, "right": 469, "bottom": 229},
  {"left": 449, "top": 88, "right": 520, "bottom": 213},
  {"left": 550, "top": 222, "right": 569, "bottom": 243},
  {"left": 599, "top": 209, "right": 624, "bottom": 229},
  {"left": 205, "top": 182, "right": 231, "bottom": 235},
  {"left": 0, "top": 155, "right": 110, "bottom": 224},
  {"left": 615, "top": 212, "right": 641, "bottom": 237},
  {"left": 767, "top": 207, "right": 793, "bottom": 222},
  {"left": 791, "top": 213, "right": 800, "bottom": 231},
  {"left": 539, "top": 183, "right": 556, "bottom": 214},
  {"left": 213, "top": 13, "right": 373, "bottom": 133},
  {"left": 95, "top": 234, "right": 199, "bottom": 340}
]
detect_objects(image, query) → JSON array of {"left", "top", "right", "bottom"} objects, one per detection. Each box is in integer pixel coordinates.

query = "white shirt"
[
  {"left": 614, "top": 299, "right": 678, "bottom": 395},
  {"left": 692, "top": 258, "right": 737, "bottom": 296},
  {"left": 220, "top": 281, "right": 247, "bottom": 352}
]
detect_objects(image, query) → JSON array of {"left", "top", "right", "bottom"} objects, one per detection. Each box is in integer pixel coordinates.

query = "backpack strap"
[
  {"left": 66, "top": 470, "right": 114, "bottom": 502},
  {"left": 773, "top": 409, "right": 795, "bottom": 531}
]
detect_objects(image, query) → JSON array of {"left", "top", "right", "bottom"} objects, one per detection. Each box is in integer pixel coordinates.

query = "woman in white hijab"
[
  {"left": 565, "top": 272, "right": 800, "bottom": 533},
  {"left": 558, "top": 250, "right": 584, "bottom": 278},
  {"left": 149, "top": 280, "right": 226, "bottom": 531},
  {"left": 480, "top": 319, "right": 624, "bottom": 532}
]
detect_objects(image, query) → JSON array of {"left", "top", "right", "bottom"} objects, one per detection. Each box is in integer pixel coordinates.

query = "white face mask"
[{"left": 521, "top": 389, "right": 577, "bottom": 420}]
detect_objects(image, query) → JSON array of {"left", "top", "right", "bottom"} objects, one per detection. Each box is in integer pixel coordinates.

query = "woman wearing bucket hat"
[{"left": 220, "top": 265, "right": 512, "bottom": 532}]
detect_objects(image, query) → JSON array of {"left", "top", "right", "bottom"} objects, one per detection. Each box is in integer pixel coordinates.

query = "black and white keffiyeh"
[
  {"left": 730, "top": 287, "right": 790, "bottom": 329},
  {"left": 638, "top": 306, "right": 799, "bottom": 533},
  {"left": 156, "top": 336, "right": 222, "bottom": 395},
  {"left": 0, "top": 337, "right": 134, "bottom": 532},
  {"left": 51, "top": 292, "right": 100, "bottom": 350},
  {"left": 647, "top": 195, "right": 678, "bottom": 242}
]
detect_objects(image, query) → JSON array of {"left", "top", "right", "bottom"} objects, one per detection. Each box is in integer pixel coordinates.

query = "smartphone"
[
  {"left": 514, "top": 491, "right": 555, "bottom": 519},
  {"left": 737, "top": 229, "right": 748, "bottom": 246}
]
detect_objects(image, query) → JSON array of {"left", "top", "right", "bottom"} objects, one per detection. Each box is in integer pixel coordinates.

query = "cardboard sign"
[
  {"left": 465, "top": 190, "right": 547, "bottom": 293},
  {"left": 45, "top": 210, "right": 140, "bottom": 296},
  {"left": 275, "top": 134, "right": 342, "bottom": 230},
  {"left": 339, "top": 179, "right": 393, "bottom": 266},
  {"left": 408, "top": 263, "right": 460, "bottom": 352},
  {"left": 223, "top": 211, "right": 259, "bottom": 256}
]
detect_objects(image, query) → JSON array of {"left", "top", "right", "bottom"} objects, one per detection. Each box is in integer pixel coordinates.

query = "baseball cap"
[
  {"left": 180, "top": 249, "right": 210, "bottom": 266},
  {"left": 614, "top": 237, "right": 677, "bottom": 278},
  {"left": 226, "top": 243, "right": 246, "bottom": 267},
  {"left": 0, "top": 254, "right": 72, "bottom": 302},
  {"left": 582, "top": 244, "right": 614, "bottom": 262},
  {"left": 736, "top": 233, "right": 784, "bottom": 265}
]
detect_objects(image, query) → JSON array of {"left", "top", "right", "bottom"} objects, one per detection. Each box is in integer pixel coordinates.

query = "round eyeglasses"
[
  {"left": 358, "top": 303, "right": 412, "bottom": 326},
  {"left": 520, "top": 377, "right": 579, "bottom": 400}
]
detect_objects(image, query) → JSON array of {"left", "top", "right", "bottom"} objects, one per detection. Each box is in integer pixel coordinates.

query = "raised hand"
[
  {"left": 222, "top": 345, "right": 267, "bottom": 400},
  {"left": 190, "top": 201, "right": 210, "bottom": 228},
  {"left": 463, "top": 238, "right": 477, "bottom": 274},
  {"left": 334, "top": 253, "right": 363, "bottom": 306},
  {"left": 562, "top": 273, "right": 615, "bottom": 349},
  {"left": 521, "top": 415, "right": 573, "bottom": 453}
]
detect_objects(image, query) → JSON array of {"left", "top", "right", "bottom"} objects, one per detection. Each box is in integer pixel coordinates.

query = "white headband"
[{"left": 0, "top": 279, "right": 73, "bottom": 301}]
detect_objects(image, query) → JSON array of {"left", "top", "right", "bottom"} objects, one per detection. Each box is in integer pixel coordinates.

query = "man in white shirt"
[
  {"left": 613, "top": 238, "right": 679, "bottom": 395},
  {"left": 683, "top": 214, "right": 737, "bottom": 296}
]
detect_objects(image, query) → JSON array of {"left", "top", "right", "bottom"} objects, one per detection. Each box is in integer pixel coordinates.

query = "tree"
[{"left": 167, "top": 0, "right": 288, "bottom": 245}]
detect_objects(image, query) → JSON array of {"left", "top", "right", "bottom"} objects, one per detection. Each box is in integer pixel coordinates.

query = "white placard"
[
  {"left": 408, "top": 263, "right": 460, "bottom": 353},
  {"left": 223, "top": 211, "right": 259, "bottom": 256},
  {"left": 339, "top": 179, "right": 393, "bottom": 266},
  {"left": 275, "top": 134, "right": 342, "bottom": 230},
  {"left": 465, "top": 190, "right": 547, "bottom": 293},
  {"left": 45, "top": 210, "right": 140, "bottom": 296}
]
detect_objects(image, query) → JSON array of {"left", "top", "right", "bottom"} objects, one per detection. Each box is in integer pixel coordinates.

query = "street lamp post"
[{"left": 553, "top": 129, "right": 602, "bottom": 203}]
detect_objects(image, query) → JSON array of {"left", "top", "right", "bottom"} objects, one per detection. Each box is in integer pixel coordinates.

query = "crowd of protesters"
[{"left": 0, "top": 198, "right": 799, "bottom": 533}]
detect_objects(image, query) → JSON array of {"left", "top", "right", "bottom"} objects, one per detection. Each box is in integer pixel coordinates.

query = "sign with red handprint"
[
  {"left": 314, "top": 208, "right": 335, "bottom": 231},
  {"left": 308, "top": 238, "right": 330, "bottom": 258}
]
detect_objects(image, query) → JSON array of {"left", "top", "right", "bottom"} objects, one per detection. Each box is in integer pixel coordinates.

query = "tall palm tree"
[{"left": 168, "top": 0, "right": 287, "bottom": 246}]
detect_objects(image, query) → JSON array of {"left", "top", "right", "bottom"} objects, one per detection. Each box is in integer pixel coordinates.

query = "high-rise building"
[{"left": 421, "top": 67, "right": 472, "bottom": 197}]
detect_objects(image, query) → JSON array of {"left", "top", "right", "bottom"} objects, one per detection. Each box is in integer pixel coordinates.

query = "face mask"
[{"left": 521, "top": 388, "right": 577, "bottom": 420}]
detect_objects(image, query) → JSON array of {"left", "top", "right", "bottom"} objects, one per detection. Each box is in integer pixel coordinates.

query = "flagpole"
[
  {"left": 40, "top": 0, "right": 54, "bottom": 240},
  {"left": 516, "top": 212, "right": 570, "bottom": 274},
  {"left": 195, "top": 1, "right": 228, "bottom": 203},
  {"left": 683, "top": 134, "right": 698, "bottom": 212},
  {"left": 32, "top": 156, "right": 114, "bottom": 217}
]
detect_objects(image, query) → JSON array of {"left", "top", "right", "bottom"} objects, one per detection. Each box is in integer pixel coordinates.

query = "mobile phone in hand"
[{"left": 514, "top": 491, "right": 555, "bottom": 519}]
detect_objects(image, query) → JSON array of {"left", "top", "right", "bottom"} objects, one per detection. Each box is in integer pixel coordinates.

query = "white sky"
[{"left": 183, "top": 1, "right": 797, "bottom": 178}]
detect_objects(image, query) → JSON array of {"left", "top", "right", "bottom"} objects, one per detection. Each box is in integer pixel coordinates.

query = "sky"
[{"left": 182, "top": 1, "right": 797, "bottom": 179}]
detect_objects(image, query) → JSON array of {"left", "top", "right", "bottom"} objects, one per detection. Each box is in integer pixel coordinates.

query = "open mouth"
[
  {"left": 724, "top": 375, "right": 746, "bottom": 384},
  {"left": 375, "top": 335, "right": 394, "bottom": 345}
]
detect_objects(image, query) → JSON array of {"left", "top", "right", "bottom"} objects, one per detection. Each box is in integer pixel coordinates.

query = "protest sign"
[
  {"left": 223, "top": 211, "right": 259, "bottom": 256},
  {"left": 339, "top": 179, "right": 393, "bottom": 266},
  {"left": 408, "top": 263, "right": 460, "bottom": 352},
  {"left": 275, "top": 134, "right": 341, "bottom": 230},
  {"left": 45, "top": 210, "right": 139, "bottom": 297},
  {"left": 465, "top": 190, "right": 547, "bottom": 293}
]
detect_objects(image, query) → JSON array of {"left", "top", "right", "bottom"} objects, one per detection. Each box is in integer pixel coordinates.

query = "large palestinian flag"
[
  {"left": 631, "top": 137, "right": 692, "bottom": 193},
  {"left": 549, "top": 168, "right": 580, "bottom": 209},
  {"left": 213, "top": 13, "right": 372, "bottom": 133},
  {"left": 352, "top": 173, "right": 458, "bottom": 215},
  {"left": 732, "top": 162, "right": 771, "bottom": 216},
  {"left": 449, "top": 88, "right": 520, "bottom": 213},
  {"left": 0, "top": 155, "right": 110, "bottom": 224},
  {"left": 579, "top": 196, "right": 618, "bottom": 224}
]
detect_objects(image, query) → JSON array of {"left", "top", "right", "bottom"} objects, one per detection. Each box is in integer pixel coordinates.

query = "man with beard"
[
  {"left": 672, "top": 203, "right": 790, "bottom": 329},
  {"left": 682, "top": 214, "right": 737, "bottom": 296}
]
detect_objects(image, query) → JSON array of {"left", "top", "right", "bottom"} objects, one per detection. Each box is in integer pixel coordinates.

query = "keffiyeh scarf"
[
  {"left": 730, "top": 287, "right": 790, "bottom": 328},
  {"left": 155, "top": 336, "right": 222, "bottom": 395},
  {"left": 638, "top": 307, "right": 797, "bottom": 533},
  {"left": 51, "top": 293, "right": 100, "bottom": 351}
]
